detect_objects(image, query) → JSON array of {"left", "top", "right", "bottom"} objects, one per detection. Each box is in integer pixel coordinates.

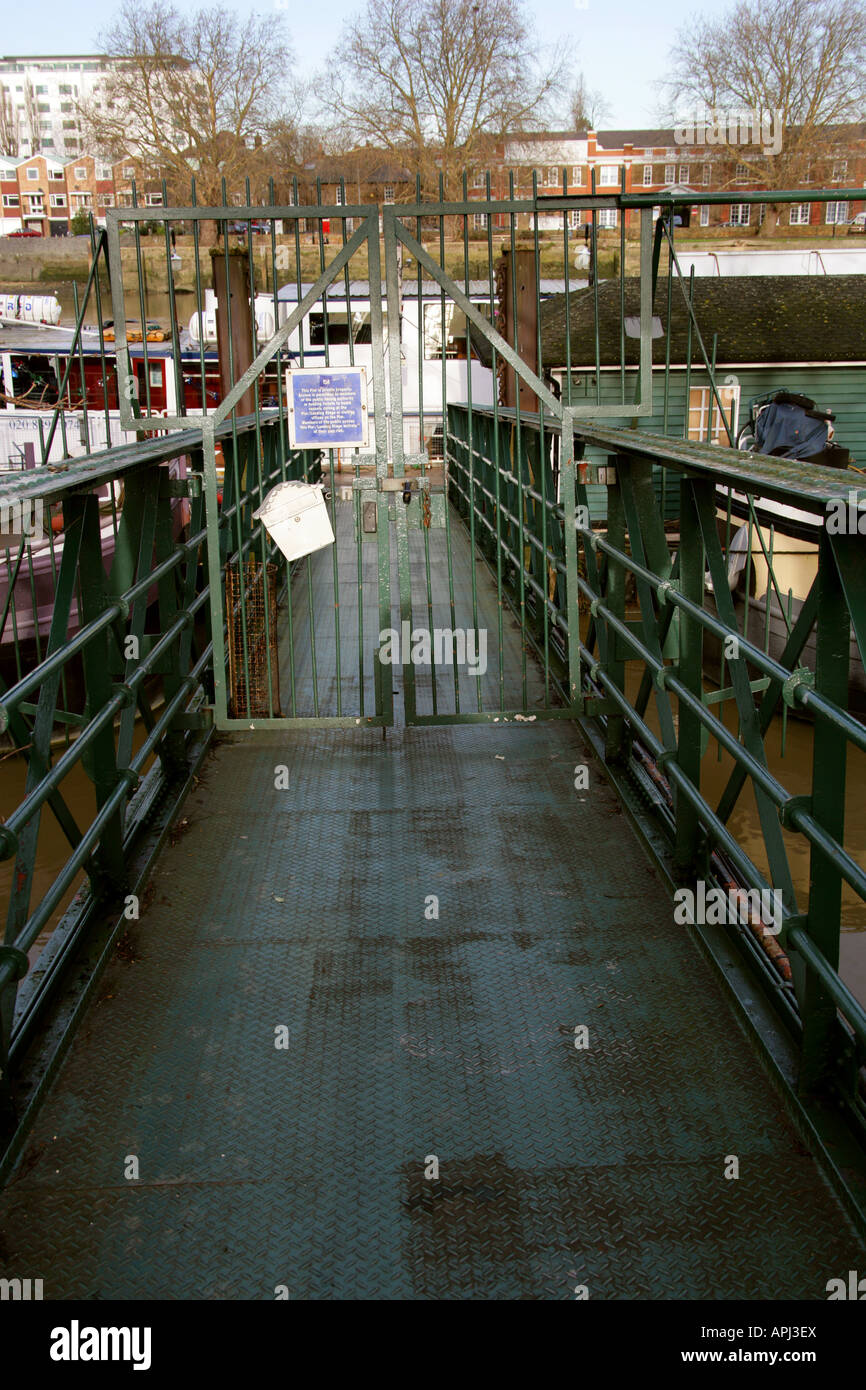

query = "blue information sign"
[{"left": 286, "top": 367, "right": 368, "bottom": 448}]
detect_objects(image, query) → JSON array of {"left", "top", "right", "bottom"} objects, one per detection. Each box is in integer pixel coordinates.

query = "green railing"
[
  {"left": 0, "top": 411, "right": 307, "bottom": 1164},
  {"left": 448, "top": 401, "right": 866, "bottom": 1147}
]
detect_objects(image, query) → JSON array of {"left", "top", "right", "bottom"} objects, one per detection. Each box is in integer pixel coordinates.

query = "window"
[
  {"left": 472, "top": 212, "right": 487, "bottom": 229},
  {"left": 49, "top": 168, "right": 63, "bottom": 179},
  {"left": 687, "top": 383, "right": 739, "bottom": 443},
  {"left": 2, "top": 194, "right": 19, "bottom": 207},
  {"left": 472, "top": 172, "right": 484, "bottom": 189},
  {"left": 729, "top": 203, "right": 750, "bottom": 225},
  {"left": 35, "top": 85, "right": 47, "bottom": 94},
  {"left": 383, "top": 184, "right": 394, "bottom": 203},
  {"left": 832, "top": 160, "right": 848, "bottom": 180},
  {"left": 826, "top": 201, "right": 846, "bottom": 224},
  {"left": 102, "top": 191, "right": 114, "bottom": 206},
  {"left": 333, "top": 185, "right": 345, "bottom": 204},
  {"left": 97, "top": 165, "right": 112, "bottom": 180},
  {"left": 26, "top": 167, "right": 38, "bottom": 180},
  {"left": 62, "top": 121, "right": 76, "bottom": 130},
  {"left": 123, "top": 165, "right": 135, "bottom": 178},
  {"left": 569, "top": 208, "right": 582, "bottom": 229},
  {"left": 700, "top": 205, "right": 710, "bottom": 227},
  {"left": 598, "top": 164, "right": 618, "bottom": 186},
  {"left": 642, "top": 164, "right": 653, "bottom": 185},
  {"left": 71, "top": 192, "right": 92, "bottom": 206},
  {"left": 597, "top": 207, "right": 617, "bottom": 228},
  {"left": 423, "top": 302, "right": 488, "bottom": 359},
  {"left": 74, "top": 165, "right": 87, "bottom": 179},
  {"left": 678, "top": 163, "right": 688, "bottom": 182},
  {"left": 37, "top": 102, "right": 50, "bottom": 113},
  {"left": 59, "top": 101, "right": 72, "bottom": 112},
  {"left": 546, "top": 166, "right": 559, "bottom": 186},
  {"left": 734, "top": 162, "right": 749, "bottom": 182},
  {"left": 308, "top": 309, "right": 378, "bottom": 347},
  {"left": 702, "top": 163, "right": 711, "bottom": 186},
  {"left": 27, "top": 195, "right": 44, "bottom": 210},
  {"left": 572, "top": 165, "right": 584, "bottom": 185},
  {"left": 59, "top": 84, "right": 72, "bottom": 95},
  {"left": 664, "top": 164, "right": 675, "bottom": 184},
  {"left": 146, "top": 192, "right": 163, "bottom": 206},
  {"left": 790, "top": 203, "right": 810, "bottom": 225},
  {"left": 49, "top": 193, "right": 66, "bottom": 206}
]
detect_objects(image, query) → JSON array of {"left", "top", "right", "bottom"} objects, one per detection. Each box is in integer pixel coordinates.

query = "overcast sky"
[{"left": 3, "top": 0, "right": 738, "bottom": 128}]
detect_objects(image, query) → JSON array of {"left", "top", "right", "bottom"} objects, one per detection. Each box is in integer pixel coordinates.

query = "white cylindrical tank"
[{"left": 2, "top": 294, "right": 62, "bottom": 324}]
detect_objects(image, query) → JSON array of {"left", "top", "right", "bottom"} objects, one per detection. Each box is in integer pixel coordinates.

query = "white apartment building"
[{"left": 0, "top": 54, "right": 114, "bottom": 159}]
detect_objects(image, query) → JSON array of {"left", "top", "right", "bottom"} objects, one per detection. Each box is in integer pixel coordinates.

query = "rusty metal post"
[
  {"left": 210, "top": 244, "right": 256, "bottom": 418},
  {"left": 500, "top": 246, "right": 538, "bottom": 412}
]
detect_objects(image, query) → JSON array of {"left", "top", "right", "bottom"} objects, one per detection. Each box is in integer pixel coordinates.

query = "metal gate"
[{"left": 107, "top": 195, "right": 655, "bottom": 729}]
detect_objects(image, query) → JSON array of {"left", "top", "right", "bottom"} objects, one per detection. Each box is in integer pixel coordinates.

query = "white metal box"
[{"left": 253, "top": 480, "right": 335, "bottom": 563}]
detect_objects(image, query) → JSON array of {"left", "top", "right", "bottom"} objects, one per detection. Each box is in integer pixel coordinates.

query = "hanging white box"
[{"left": 253, "top": 480, "right": 335, "bottom": 563}]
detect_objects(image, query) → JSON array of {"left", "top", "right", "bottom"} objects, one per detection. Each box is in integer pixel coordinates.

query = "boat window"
[
  {"left": 308, "top": 310, "right": 376, "bottom": 346},
  {"left": 423, "top": 303, "right": 490, "bottom": 360}
]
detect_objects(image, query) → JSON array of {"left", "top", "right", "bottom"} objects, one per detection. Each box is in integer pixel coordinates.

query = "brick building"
[
  {"left": 0, "top": 155, "right": 20, "bottom": 235},
  {"left": 15, "top": 153, "right": 68, "bottom": 236},
  {"left": 471, "top": 127, "right": 866, "bottom": 234}
]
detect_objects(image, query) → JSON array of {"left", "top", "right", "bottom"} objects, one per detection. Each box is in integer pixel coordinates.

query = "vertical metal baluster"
[
  {"left": 488, "top": 173, "right": 505, "bottom": 710},
  {"left": 462, "top": 171, "right": 482, "bottom": 711},
  {"left": 439, "top": 174, "right": 460, "bottom": 711},
  {"left": 417, "top": 172, "right": 437, "bottom": 713}
]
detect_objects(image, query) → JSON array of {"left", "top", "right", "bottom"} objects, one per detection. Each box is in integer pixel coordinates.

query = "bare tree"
[
  {"left": 567, "top": 74, "right": 611, "bottom": 132},
  {"left": 80, "top": 1, "right": 293, "bottom": 229},
  {"left": 331, "top": 0, "right": 568, "bottom": 197},
  {"left": 0, "top": 89, "right": 19, "bottom": 157},
  {"left": 23, "top": 82, "right": 40, "bottom": 155},
  {"left": 664, "top": 0, "right": 866, "bottom": 232}
]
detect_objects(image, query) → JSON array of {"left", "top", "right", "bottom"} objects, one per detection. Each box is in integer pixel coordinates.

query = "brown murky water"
[
  {"left": 51, "top": 286, "right": 196, "bottom": 330},
  {"left": 623, "top": 662, "right": 866, "bottom": 1007}
]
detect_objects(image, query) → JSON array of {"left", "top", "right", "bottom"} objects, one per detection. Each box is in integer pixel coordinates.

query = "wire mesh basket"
[{"left": 225, "top": 559, "right": 281, "bottom": 718}]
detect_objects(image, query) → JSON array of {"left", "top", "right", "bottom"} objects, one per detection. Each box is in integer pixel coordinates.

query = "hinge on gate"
[{"left": 170, "top": 473, "right": 203, "bottom": 498}]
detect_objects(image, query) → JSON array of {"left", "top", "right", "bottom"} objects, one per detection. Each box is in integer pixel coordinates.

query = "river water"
[{"left": 625, "top": 665, "right": 866, "bottom": 1006}]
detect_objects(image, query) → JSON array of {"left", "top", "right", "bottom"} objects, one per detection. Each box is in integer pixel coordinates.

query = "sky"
[{"left": 2, "top": 0, "right": 739, "bottom": 128}]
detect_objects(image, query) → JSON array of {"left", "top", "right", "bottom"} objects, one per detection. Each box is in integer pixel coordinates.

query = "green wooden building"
[{"left": 537, "top": 274, "right": 866, "bottom": 520}]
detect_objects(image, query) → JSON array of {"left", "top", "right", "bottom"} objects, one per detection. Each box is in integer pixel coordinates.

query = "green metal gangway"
[{"left": 1, "top": 186, "right": 866, "bottom": 1298}]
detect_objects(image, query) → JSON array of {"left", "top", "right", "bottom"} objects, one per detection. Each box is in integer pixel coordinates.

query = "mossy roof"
[{"left": 538, "top": 275, "right": 866, "bottom": 370}]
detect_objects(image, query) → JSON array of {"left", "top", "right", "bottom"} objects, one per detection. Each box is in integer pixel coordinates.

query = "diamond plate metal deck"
[{"left": 1, "top": 723, "right": 863, "bottom": 1298}]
